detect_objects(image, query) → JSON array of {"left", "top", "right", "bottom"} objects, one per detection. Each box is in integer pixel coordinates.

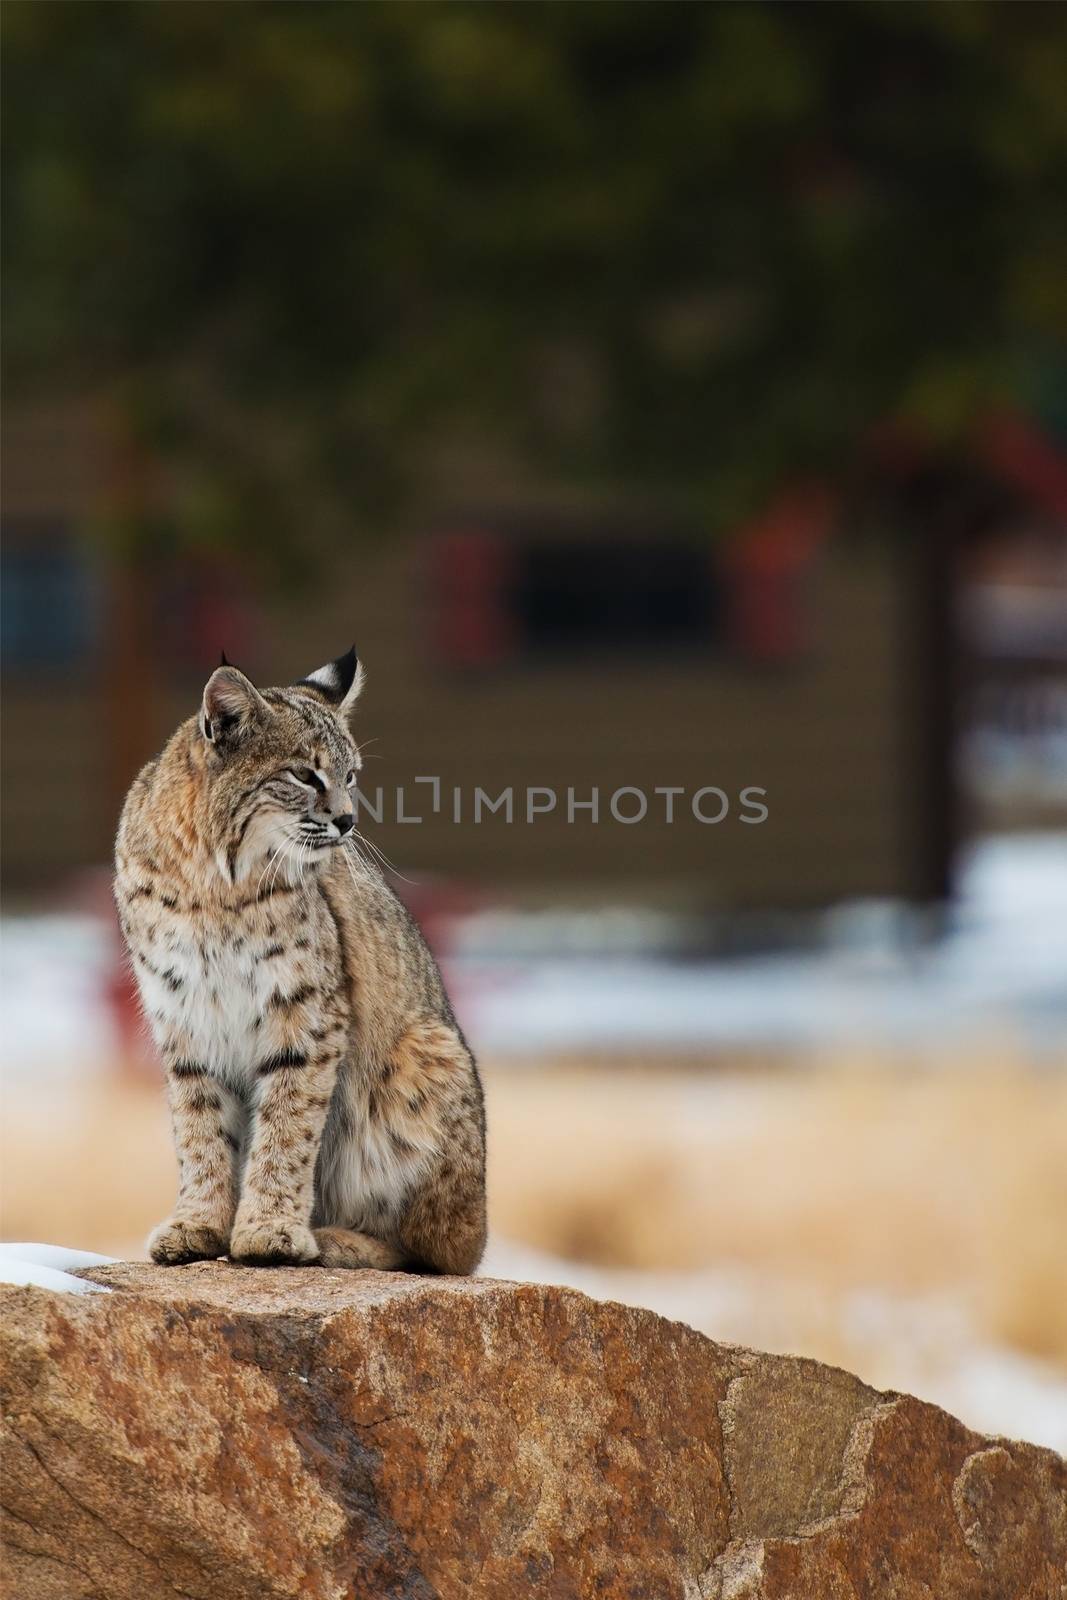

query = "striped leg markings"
[
  {"left": 229, "top": 1027, "right": 341, "bottom": 1265},
  {"left": 147, "top": 1057, "right": 240, "bottom": 1265}
]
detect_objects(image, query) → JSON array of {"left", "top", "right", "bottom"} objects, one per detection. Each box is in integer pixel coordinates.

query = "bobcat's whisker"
[
  {"left": 264, "top": 843, "right": 286, "bottom": 896},
  {"left": 340, "top": 836, "right": 372, "bottom": 885},
  {"left": 350, "top": 828, "right": 417, "bottom": 886},
  {"left": 270, "top": 838, "right": 299, "bottom": 895},
  {"left": 280, "top": 837, "right": 301, "bottom": 888},
  {"left": 349, "top": 832, "right": 388, "bottom": 879},
  {"left": 255, "top": 842, "right": 286, "bottom": 899},
  {"left": 341, "top": 834, "right": 380, "bottom": 885}
]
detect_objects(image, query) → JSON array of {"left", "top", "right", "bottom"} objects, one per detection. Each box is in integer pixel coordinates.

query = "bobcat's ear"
[
  {"left": 297, "top": 646, "right": 364, "bottom": 714},
  {"left": 200, "top": 664, "right": 268, "bottom": 746}
]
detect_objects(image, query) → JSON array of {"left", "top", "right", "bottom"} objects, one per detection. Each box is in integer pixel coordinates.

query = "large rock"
[{"left": 1, "top": 1263, "right": 1064, "bottom": 1599}]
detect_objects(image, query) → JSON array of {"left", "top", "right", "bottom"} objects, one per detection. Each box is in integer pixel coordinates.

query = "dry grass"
[
  {"left": 485, "top": 1058, "right": 1067, "bottom": 1367},
  {"left": 1, "top": 1077, "right": 174, "bottom": 1262},
  {"left": 3, "top": 1056, "right": 1066, "bottom": 1370}
]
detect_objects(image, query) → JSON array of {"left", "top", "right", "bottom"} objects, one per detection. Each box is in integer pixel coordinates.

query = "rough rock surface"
[{"left": 1, "top": 1263, "right": 1064, "bottom": 1599}]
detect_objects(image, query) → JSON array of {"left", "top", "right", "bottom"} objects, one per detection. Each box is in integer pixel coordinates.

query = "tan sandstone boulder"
[{"left": 1, "top": 1262, "right": 1064, "bottom": 1599}]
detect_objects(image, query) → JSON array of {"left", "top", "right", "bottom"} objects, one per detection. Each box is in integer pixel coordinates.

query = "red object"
[
  {"left": 65, "top": 866, "right": 160, "bottom": 1082},
  {"left": 431, "top": 531, "right": 518, "bottom": 668},
  {"left": 727, "top": 484, "right": 834, "bottom": 660},
  {"left": 979, "top": 414, "right": 1067, "bottom": 522}
]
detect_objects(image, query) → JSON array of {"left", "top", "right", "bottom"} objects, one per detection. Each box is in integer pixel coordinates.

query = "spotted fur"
[{"left": 114, "top": 649, "right": 486, "bottom": 1274}]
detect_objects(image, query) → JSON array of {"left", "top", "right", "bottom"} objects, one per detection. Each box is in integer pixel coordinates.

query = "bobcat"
[{"left": 113, "top": 648, "right": 486, "bottom": 1273}]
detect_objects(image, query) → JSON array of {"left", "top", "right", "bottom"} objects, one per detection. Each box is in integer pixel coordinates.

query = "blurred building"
[
  {"left": 960, "top": 522, "right": 1067, "bottom": 830},
  {"left": 3, "top": 402, "right": 1066, "bottom": 910}
]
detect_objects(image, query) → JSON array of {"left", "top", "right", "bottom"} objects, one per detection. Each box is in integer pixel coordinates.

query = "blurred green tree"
[{"left": 4, "top": 0, "right": 1066, "bottom": 561}]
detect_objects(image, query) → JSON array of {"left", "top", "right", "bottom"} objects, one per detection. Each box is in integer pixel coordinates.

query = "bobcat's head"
[{"left": 197, "top": 648, "right": 365, "bottom": 885}]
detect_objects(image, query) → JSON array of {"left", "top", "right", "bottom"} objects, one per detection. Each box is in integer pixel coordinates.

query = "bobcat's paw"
[
  {"left": 229, "top": 1219, "right": 320, "bottom": 1266},
  {"left": 148, "top": 1219, "right": 229, "bottom": 1266},
  {"left": 314, "top": 1226, "right": 405, "bottom": 1271}
]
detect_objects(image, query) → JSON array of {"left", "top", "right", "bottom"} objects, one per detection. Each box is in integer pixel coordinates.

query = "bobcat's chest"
[{"left": 129, "top": 899, "right": 317, "bottom": 1088}]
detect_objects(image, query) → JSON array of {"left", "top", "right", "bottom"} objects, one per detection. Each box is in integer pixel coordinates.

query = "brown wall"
[
  {"left": 2, "top": 410, "right": 913, "bottom": 909},
  {"left": 254, "top": 538, "right": 909, "bottom": 909}
]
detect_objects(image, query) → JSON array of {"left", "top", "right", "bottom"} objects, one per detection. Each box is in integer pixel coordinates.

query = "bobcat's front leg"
[
  {"left": 149, "top": 1059, "right": 241, "bottom": 1264},
  {"left": 229, "top": 1044, "right": 339, "bottom": 1265}
]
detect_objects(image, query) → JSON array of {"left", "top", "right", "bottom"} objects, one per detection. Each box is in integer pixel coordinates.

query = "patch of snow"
[
  {"left": 2, "top": 834, "right": 1066, "bottom": 1070},
  {"left": 0, "top": 1242, "right": 115, "bottom": 1294},
  {"left": 0, "top": 1242, "right": 118, "bottom": 1270},
  {"left": 0, "top": 914, "right": 119, "bottom": 1077},
  {"left": 453, "top": 833, "right": 1067, "bottom": 1057}
]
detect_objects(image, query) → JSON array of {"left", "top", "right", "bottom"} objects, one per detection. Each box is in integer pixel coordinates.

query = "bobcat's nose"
[{"left": 334, "top": 814, "right": 354, "bottom": 836}]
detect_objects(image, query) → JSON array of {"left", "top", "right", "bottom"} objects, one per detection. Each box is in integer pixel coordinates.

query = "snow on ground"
[
  {"left": 0, "top": 1243, "right": 115, "bottom": 1294},
  {"left": 2, "top": 833, "right": 1066, "bottom": 1071},
  {"left": 451, "top": 833, "right": 1067, "bottom": 1057},
  {"left": 0, "top": 912, "right": 118, "bottom": 1077}
]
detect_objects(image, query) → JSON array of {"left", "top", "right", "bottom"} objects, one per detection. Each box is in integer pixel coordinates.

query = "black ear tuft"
[
  {"left": 219, "top": 649, "right": 231, "bottom": 668},
  {"left": 297, "top": 646, "right": 364, "bottom": 712}
]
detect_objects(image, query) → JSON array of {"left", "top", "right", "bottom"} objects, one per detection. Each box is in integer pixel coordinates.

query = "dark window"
[
  {"left": 430, "top": 513, "right": 821, "bottom": 670},
  {"left": 513, "top": 540, "right": 719, "bottom": 658},
  {"left": 1, "top": 522, "right": 101, "bottom": 671},
  {"left": 431, "top": 526, "right": 721, "bottom": 668}
]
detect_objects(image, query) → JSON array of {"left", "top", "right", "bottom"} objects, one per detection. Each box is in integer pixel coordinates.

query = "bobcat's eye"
[
  {"left": 286, "top": 767, "right": 323, "bottom": 792},
  {"left": 345, "top": 769, "right": 356, "bottom": 787}
]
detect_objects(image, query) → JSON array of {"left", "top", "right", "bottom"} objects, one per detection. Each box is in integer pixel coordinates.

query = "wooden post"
[{"left": 99, "top": 410, "right": 156, "bottom": 821}]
